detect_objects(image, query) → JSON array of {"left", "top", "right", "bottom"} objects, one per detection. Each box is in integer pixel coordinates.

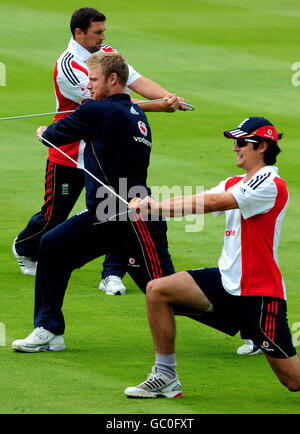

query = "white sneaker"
[
  {"left": 237, "top": 339, "right": 263, "bottom": 355},
  {"left": 124, "top": 366, "right": 183, "bottom": 399},
  {"left": 12, "top": 327, "right": 65, "bottom": 352},
  {"left": 99, "top": 276, "right": 126, "bottom": 295},
  {"left": 12, "top": 238, "right": 37, "bottom": 276}
]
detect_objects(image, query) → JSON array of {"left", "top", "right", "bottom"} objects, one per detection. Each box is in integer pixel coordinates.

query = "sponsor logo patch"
[
  {"left": 133, "top": 136, "right": 152, "bottom": 148},
  {"left": 128, "top": 257, "right": 140, "bottom": 267},
  {"left": 138, "top": 121, "right": 147, "bottom": 137},
  {"left": 225, "top": 230, "right": 236, "bottom": 237},
  {"left": 260, "top": 340, "right": 274, "bottom": 352}
]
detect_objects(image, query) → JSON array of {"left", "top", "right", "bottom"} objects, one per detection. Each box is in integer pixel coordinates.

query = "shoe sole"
[
  {"left": 106, "top": 290, "right": 126, "bottom": 295},
  {"left": 12, "top": 343, "right": 66, "bottom": 353},
  {"left": 237, "top": 348, "right": 263, "bottom": 355},
  {"left": 15, "top": 269, "right": 36, "bottom": 276},
  {"left": 99, "top": 284, "right": 126, "bottom": 295},
  {"left": 249, "top": 349, "right": 263, "bottom": 355},
  {"left": 124, "top": 388, "right": 183, "bottom": 399}
]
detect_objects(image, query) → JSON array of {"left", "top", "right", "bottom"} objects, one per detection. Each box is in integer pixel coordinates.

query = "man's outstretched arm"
[
  {"left": 129, "top": 76, "right": 190, "bottom": 112},
  {"left": 128, "top": 192, "right": 239, "bottom": 217}
]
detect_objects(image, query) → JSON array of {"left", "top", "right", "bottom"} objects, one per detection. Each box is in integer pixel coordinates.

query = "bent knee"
[
  {"left": 39, "top": 231, "right": 52, "bottom": 251},
  {"left": 146, "top": 278, "right": 172, "bottom": 301},
  {"left": 146, "top": 278, "right": 163, "bottom": 295},
  {"left": 39, "top": 229, "right": 65, "bottom": 258}
]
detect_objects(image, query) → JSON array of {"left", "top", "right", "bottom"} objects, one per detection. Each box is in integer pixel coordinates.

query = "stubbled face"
[
  {"left": 77, "top": 21, "right": 106, "bottom": 53},
  {"left": 87, "top": 66, "right": 110, "bottom": 100}
]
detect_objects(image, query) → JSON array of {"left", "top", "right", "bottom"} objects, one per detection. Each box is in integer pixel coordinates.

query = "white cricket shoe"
[
  {"left": 12, "top": 327, "right": 65, "bottom": 353},
  {"left": 124, "top": 366, "right": 183, "bottom": 399},
  {"left": 237, "top": 339, "right": 263, "bottom": 355},
  {"left": 12, "top": 238, "right": 37, "bottom": 276},
  {"left": 99, "top": 275, "right": 126, "bottom": 295}
]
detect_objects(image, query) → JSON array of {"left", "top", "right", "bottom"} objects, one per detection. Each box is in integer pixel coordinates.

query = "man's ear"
[
  {"left": 74, "top": 28, "right": 83, "bottom": 41},
  {"left": 110, "top": 72, "right": 118, "bottom": 85},
  {"left": 259, "top": 141, "right": 268, "bottom": 154}
]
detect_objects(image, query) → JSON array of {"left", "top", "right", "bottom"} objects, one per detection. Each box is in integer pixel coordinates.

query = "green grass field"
[{"left": 1, "top": 0, "right": 300, "bottom": 415}]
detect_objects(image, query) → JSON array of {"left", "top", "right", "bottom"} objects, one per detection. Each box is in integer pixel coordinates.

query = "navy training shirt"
[{"left": 42, "top": 94, "right": 152, "bottom": 219}]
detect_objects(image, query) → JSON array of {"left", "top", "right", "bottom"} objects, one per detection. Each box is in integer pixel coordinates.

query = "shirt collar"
[
  {"left": 242, "top": 165, "right": 279, "bottom": 184},
  {"left": 108, "top": 93, "right": 131, "bottom": 102},
  {"left": 255, "top": 165, "right": 279, "bottom": 175},
  {"left": 67, "top": 38, "right": 92, "bottom": 63}
]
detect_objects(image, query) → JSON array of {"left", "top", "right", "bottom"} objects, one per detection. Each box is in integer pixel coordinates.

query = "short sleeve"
[
  {"left": 127, "top": 64, "right": 142, "bottom": 85},
  {"left": 231, "top": 175, "right": 277, "bottom": 220},
  {"left": 125, "top": 64, "right": 142, "bottom": 94}
]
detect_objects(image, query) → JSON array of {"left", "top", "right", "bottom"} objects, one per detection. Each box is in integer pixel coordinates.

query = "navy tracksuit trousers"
[
  {"left": 15, "top": 160, "right": 127, "bottom": 278},
  {"left": 34, "top": 209, "right": 175, "bottom": 335}
]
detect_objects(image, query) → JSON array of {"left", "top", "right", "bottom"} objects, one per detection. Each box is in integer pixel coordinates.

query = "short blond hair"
[{"left": 86, "top": 52, "right": 129, "bottom": 87}]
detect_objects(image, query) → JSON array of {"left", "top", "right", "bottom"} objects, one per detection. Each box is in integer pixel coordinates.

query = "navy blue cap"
[{"left": 224, "top": 117, "right": 278, "bottom": 141}]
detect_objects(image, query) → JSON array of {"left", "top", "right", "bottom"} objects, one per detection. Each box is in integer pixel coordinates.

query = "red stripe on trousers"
[
  {"left": 133, "top": 215, "right": 161, "bottom": 279},
  {"left": 133, "top": 216, "right": 158, "bottom": 279},
  {"left": 139, "top": 214, "right": 163, "bottom": 278},
  {"left": 265, "top": 302, "right": 273, "bottom": 339},
  {"left": 265, "top": 301, "right": 277, "bottom": 341},
  {"left": 44, "top": 161, "right": 54, "bottom": 222},
  {"left": 271, "top": 301, "right": 278, "bottom": 341}
]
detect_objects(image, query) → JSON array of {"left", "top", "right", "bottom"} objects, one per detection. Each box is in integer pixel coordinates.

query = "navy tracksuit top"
[{"left": 42, "top": 94, "right": 152, "bottom": 215}]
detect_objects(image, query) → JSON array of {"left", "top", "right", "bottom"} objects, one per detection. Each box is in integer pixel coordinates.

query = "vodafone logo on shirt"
[
  {"left": 138, "top": 121, "right": 148, "bottom": 137},
  {"left": 133, "top": 121, "right": 151, "bottom": 148},
  {"left": 225, "top": 230, "right": 236, "bottom": 237}
]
